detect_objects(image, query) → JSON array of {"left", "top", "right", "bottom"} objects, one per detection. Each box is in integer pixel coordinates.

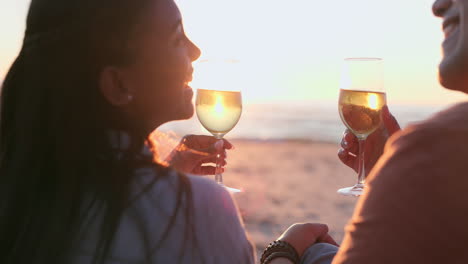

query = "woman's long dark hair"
[{"left": 0, "top": 0, "right": 195, "bottom": 263}]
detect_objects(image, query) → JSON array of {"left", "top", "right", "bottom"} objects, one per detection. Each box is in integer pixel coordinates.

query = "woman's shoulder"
[
  {"left": 132, "top": 167, "right": 230, "bottom": 202},
  {"left": 132, "top": 165, "right": 242, "bottom": 213},
  {"left": 131, "top": 167, "right": 241, "bottom": 224},
  {"left": 186, "top": 175, "right": 247, "bottom": 230},
  {"left": 186, "top": 174, "right": 234, "bottom": 206},
  {"left": 186, "top": 175, "right": 255, "bottom": 263},
  {"left": 186, "top": 173, "right": 226, "bottom": 193},
  {"left": 129, "top": 168, "right": 254, "bottom": 263}
]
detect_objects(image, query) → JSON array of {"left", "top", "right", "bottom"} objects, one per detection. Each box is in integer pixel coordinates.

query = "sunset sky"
[{"left": 1, "top": 0, "right": 467, "bottom": 106}]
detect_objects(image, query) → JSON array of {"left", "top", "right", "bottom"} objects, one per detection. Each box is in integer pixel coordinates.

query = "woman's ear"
[{"left": 99, "top": 66, "right": 134, "bottom": 106}]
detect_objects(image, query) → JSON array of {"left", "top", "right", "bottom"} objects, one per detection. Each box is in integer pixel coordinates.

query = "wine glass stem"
[
  {"left": 215, "top": 139, "right": 224, "bottom": 186},
  {"left": 357, "top": 138, "right": 367, "bottom": 185}
]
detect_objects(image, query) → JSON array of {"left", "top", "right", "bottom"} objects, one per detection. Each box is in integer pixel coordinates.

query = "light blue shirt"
[
  {"left": 71, "top": 169, "right": 255, "bottom": 263},
  {"left": 301, "top": 243, "right": 338, "bottom": 264}
]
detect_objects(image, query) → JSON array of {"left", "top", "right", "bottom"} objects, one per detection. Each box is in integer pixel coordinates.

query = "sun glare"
[
  {"left": 175, "top": 0, "right": 468, "bottom": 105},
  {"left": 367, "top": 93, "right": 379, "bottom": 110},
  {"left": 214, "top": 96, "right": 225, "bottom": 116}
]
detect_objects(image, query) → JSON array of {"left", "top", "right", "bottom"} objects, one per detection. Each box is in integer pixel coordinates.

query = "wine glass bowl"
[
  {"left": 339, "top": 89, "right": 386, "bottom": 140},
  {"left": 196, "top": 89, "right": 242, "bottom": 139}
]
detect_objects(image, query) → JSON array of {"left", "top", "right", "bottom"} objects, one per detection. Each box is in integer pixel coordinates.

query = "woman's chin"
[
  {"left": 174, "top": 103, "right": 194, "bottom": 121},
  {"left": 178, "top": 88, "right": 195, "bottom": 119},
  {"left": 181, "top": 105, "right": 195, "bottom": 119}
]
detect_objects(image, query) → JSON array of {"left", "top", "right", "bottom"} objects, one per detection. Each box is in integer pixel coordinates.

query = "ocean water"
[{"left": 158, "top": 101, "right": 451, "bottom": 143}]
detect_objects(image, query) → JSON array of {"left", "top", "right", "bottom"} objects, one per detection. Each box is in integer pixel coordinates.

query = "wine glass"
[
  {"left": 196, "top": 89, "right": 242, "bottom": 193},
  {"left": 337, "top": 58, "right": 386, "bottom": 196}
]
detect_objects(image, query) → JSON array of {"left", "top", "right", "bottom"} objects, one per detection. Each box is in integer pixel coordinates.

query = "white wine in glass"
[
  {"left": 338, "top": 58, "right": 387, "bottom": 196},
  {"left": 196, "top": 88, "right": 242, "bottom": 192},
  {"left": 339, "top": 89, "right": 386, "bottom": 138}
]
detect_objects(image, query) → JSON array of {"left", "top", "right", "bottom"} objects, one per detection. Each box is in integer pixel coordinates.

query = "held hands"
[
  {"left": 277, "top": 223, "right": 339, "bottom": 258},
  {"left": 338, "top": 105, "right": 401, "bottom": 174},
  {"left": 165, "top": 135, "right": 233, "bottom": 175}
]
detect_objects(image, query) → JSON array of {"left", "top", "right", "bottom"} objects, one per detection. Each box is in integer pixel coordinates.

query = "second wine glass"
[{"left": 338, "top": 58, "right": 387, "bottom": 196}]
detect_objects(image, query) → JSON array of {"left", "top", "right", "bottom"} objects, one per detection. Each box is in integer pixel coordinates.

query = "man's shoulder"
[
  {"left": 389, "top": 102, "right": 468, "bottom": 149},
  {"left": 421, "top": 101, "right": 468, "bottom": 130}
]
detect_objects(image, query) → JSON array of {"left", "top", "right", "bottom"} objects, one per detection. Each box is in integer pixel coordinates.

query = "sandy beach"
[{"left": 220, "top": 140, "right": 359, "bottom": 255}]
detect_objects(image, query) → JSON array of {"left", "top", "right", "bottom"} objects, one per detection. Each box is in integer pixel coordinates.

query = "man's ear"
[{"left": 99, "top": 66, "right": 134, "bottom": 106}]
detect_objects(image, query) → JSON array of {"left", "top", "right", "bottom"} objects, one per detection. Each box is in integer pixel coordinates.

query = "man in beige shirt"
[
  {"left": 265, "top": 0, "right": 468, "bottom": 263},
  {"left": 334, "top": 0, "right": 468, "bottom": 263}
]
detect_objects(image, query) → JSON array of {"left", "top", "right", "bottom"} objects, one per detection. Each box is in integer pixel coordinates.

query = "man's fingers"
[
  {"left": 318, "top": 234, "right": 339, "bottom": 247},
  {"left": 338, "top": 148, "right": 358, "bottom": 172},
  {"left": 343, "top": 129, "right": 358, "bottom": 144},
  {"left": 341, "top": 138, "right": 358, "bottom": 155},
  {"left": 341, "top": 130, "right": 358, "bottom": 152},
  {"left": 339, "top": 129, "right": 359, "bottom": 171},
  {"left": 338, "top": 148, "right": 357, "bottom": 165},
  {"left": 382, "top": 105, "right": 401, "bottom": 135},
  {"left": 306, "top": 223, "right": 329, "bottom": 237}
]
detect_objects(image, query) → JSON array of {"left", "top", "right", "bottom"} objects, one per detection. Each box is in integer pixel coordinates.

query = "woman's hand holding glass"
[{"left": 166, "top": 135, "right": 233, "bottom": 175}]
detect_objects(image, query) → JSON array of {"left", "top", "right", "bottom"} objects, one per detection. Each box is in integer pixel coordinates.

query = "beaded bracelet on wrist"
[{"left": 260, "top": 240, "right": 300, "bottom": 264}]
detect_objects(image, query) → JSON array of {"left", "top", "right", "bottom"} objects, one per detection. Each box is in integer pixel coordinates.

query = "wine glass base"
[
  {"left": 225, "top": 186, "right": 242, "bottom": 193},
  {"left": 337, "top": 184, "right": 364, "bottom": 197},
  {"left": 217, "top": 183, "right": 242, "bottom": 193}
]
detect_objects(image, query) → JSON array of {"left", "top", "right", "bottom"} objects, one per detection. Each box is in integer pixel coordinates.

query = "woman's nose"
[
  {"left": 188, "top": 40, "right": 201, "bottom": 62},
  {"left": 433, "top": 0, "right": 453, "bottom": 17}
]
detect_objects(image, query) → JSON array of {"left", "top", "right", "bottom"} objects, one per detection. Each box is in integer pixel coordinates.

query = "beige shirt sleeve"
[{"left": 333, "top": 103, "right": 468, "bottom": 264}]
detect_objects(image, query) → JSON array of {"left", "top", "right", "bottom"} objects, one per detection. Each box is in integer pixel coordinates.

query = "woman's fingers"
[
  {"left": 191, "top": 165, "right": 225, "bottom": 175},
  {"left": 222, "top": 139, "right": 234, "bottom": 150},
  {"left": 199, "top": 156, "right": 227, "bottom": 166},
  {"left": 183, "top": 135, "right": 234, "bottom": 150},
  {"left": 172, "top": 135, "right": 234, "bottom": 175}
]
